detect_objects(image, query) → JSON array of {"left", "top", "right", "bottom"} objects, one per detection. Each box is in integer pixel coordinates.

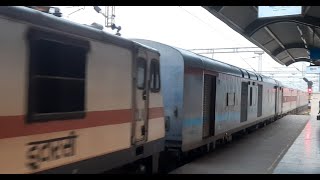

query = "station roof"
[{"left": 203, "top": 6, "right": 320, "bottom": 66}]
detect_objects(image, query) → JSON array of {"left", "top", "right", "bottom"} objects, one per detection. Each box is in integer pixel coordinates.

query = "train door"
[
  {"left": 247, "top": 83, "right": 258, "bottom": 121},
  {"left": 295, "top": 90, "right": 300, "bottom": 108},
  {"left": 240, "top": 82, "right": 249, "bottom": 122},
  {"left": 133, "top": 48, "right": 150, "bottom": 144},
  {"left": 277, "top": 87, "right": 283, "bottom": 115},
  {"left": 280, "top": 88, "right": 283, "bottom": 114},
  {"left": 257, "top": 84, "right": 263, "bottom": 117},
  {"left": 203, "top": 74, "right": 216, "bottom": 138},
  {"left": 275, "top": 86, "right": 278, "bottom": 115}
]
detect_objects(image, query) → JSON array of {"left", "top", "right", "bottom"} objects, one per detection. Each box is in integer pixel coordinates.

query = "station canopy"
[{"left": 203, "top": 6, "right": 320, "bottom": 66}]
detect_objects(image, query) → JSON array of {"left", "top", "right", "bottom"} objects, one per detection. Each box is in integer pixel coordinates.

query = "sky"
[{"left": 55, "top": 6, "right": 317, "bottom": 91}]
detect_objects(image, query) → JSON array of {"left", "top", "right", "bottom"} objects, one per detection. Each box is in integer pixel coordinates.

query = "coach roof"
[{"left": 0, "top": 6, "right": 158, "bottom": 53}]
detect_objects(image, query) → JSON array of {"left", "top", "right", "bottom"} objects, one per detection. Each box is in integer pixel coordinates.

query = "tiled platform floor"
[{"left": 273, "top": 94, "right": 320, "bottom": 174}]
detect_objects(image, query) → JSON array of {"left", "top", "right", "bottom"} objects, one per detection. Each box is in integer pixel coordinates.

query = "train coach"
[
  {"left": 0, "top": 6, "right": 164, "bottom": 174},
  {"left": 0, "top": 6, "right": 309, "bottom": 174},
  {"left": 133, "top": 39, "right": 308, "bottom": 157},
  {"left": 281, "top": 87, "right": 309, "bottom": 116}
]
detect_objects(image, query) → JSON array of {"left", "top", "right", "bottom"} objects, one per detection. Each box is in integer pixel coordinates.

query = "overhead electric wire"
[{"left": 179, "top": 6, "right": 260, "bottom": 72}]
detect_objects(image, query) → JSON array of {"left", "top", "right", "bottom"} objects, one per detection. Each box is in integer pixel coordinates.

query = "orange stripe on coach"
[
  {"left": 0, "top": 107, "right": 163, "bottom": 139},
  {"left": 149, "top": 107, "right": 164, "bottom": 119}
]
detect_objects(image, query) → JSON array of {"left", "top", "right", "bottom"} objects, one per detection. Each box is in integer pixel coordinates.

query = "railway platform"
[
  {"left": 273, "top": 93, "right": 320, "bottom": 174},
  {"left": 170, "top": 94, "right": 320, "bottom": 174}
]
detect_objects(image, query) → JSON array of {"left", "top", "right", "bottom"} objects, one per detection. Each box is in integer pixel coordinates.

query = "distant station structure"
[
  {"left": 202, "top": 6, "right": 320, "bottom": 65},
  {"left": 202, "top": 6, "right": 320, "bottom": 92}
]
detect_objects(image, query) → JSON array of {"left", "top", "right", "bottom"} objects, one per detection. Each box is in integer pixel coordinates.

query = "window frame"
[
  {"left": 136, "top": 57, "right": 147, "bottom": 90},
  {"left": 27, "top": 28, "right": 90, "bottom": 123},
  {"left": 150, "top": 59, "right": 161, "bottom": 93}
]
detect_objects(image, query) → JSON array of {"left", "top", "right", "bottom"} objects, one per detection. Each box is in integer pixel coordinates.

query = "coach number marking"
[{"left": 26, "top": 131, "right": 77, "bottom": 170}]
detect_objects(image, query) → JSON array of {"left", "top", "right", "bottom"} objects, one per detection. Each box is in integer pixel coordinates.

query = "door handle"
[
  {"left": 141, "top": 125, "right": 146, "bottom": 136},
  {"left": 142, "top": 90, "right": 146, "bottom": 100},
  {"left": 174, "top": 107, "right": 178, "bottom": 118}
]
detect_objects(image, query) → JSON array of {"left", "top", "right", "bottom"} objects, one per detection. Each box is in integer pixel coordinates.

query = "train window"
[
  {"left": 250, "top": 87, "right": 253, "bottom": 106},
  {"left": 150, "top": 59, "right": 160, "bottom": 92},
  {"left": 137, "top": 58, "right": 146, "bottom": 89},
  {"left": 27, "top": 29, "right": 90, "bottom": 123}
]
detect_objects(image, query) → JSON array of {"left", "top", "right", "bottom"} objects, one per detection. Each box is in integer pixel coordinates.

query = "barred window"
[
  {"left": 150, "top": 59, "right": 160, "bottom": 92},
  {"left": 27, "top": 29, "right": 89, "bottom": 123}
]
